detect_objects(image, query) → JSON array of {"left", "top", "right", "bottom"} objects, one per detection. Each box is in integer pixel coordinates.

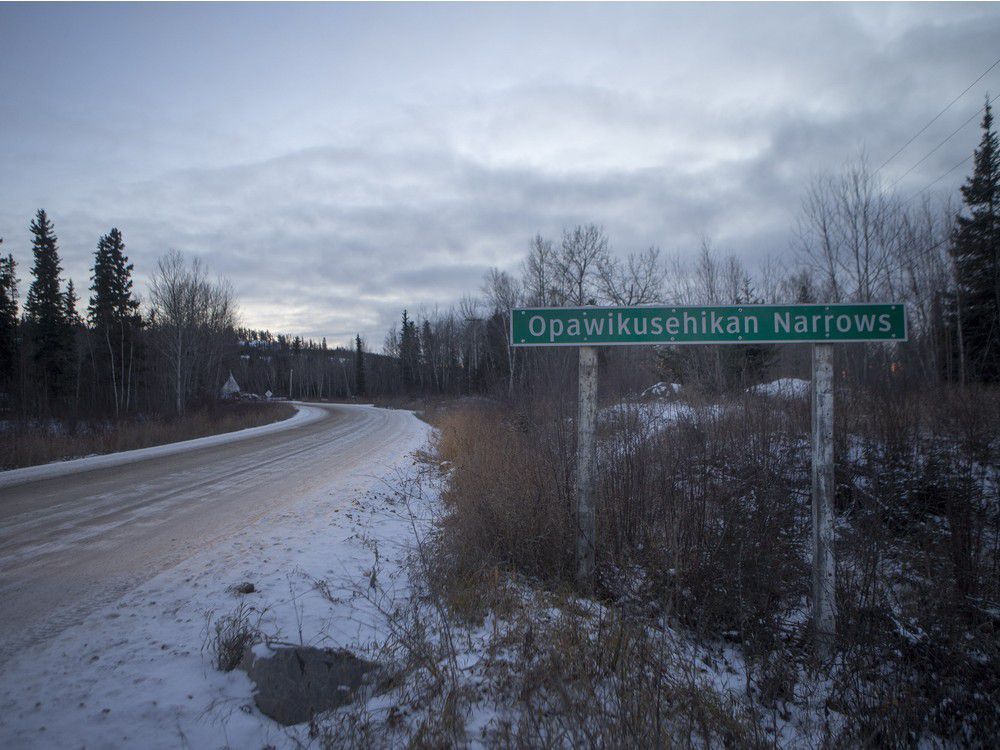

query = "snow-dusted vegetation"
[{"left": 334, "top": 385, "right": 996, "bottom": 747}]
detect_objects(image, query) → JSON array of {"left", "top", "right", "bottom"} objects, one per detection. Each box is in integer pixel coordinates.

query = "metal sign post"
[{"left": 511, "top": 302, "right": 906, "bottom": 659}]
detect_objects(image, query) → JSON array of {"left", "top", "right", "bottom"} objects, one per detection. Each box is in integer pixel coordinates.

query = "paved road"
[{"left": 0, "top": 403, "right": 415, "bottom": 667}]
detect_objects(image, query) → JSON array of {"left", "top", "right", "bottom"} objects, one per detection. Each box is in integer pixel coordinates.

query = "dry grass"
[
  {"left": 432, "top": 395, "right": 809, "bottom": 652},
  {"left": 424, "top": 382, "right": 999, "bottom": 746},
  {"left": 0, "top": 402, "right": 295, "bottom": 470},
  {"left": 204, "top": 602, "right": 264, "bottom": 672},
  {"left": 433, "top": 400, "right": 577, "bottom": 586},
  {"left": 317, "top": 475, "right": 758, "bottom": 749},
  {"left": 482, "top": 605, "right": 758, "bottom": 748}
]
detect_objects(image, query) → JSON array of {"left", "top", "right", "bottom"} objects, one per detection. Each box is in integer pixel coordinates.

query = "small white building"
[{"left": 220, "top": 372, "right": 241, "bottom": 399}]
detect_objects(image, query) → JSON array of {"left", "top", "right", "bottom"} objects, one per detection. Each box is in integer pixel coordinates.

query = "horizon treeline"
[
  {"left": 0, "top": 208, "right": 431, "bottom": 423},
  {"left": 381, "top": 103, "right": 1000, "bottom": 398},
  {"left": 0, "top": 221, "right": 390, "bottom": 422},
  {"left": 0, "top": 219, "right": 242, "bottom": 422},
  {"left": 1, "top": 103, "right": 997, "bottom": 422}
]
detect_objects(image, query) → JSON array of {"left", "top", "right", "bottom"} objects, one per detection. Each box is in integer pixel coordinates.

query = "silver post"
[
  {"left": 811, "top": 343, "right": 836, "bottom": 660},
  {"left": 576, "top": 346, "right": 598, "bottom": 588}
]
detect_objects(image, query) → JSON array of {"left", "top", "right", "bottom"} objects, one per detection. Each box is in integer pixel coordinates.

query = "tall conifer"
[
  {"left": 89, "top": 228, "right": 139, "bottom": 327},
  {"left": 89, "top": 228, "right": 141, "bottom": 414},
  {"left": 950, "top": 99, "right": 1000, "bottom": 382},
  {"left": 0, "top": 242, "right": 18, "bottom": 387},
  {"left": 355, "top": 334, "right": 366, "bottom": 396},
  {"left": 24, "top": 210, "right": 71, "bottom": 403}
]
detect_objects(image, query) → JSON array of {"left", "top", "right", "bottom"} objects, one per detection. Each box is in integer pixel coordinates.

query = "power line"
[
  {"left": 906, "top": 151, "right": 974, "bottom": 207},
  {"left": 875, "top": 54, "right": 1000, "bottom": 175},
  {"left": 890, "top": 94, "right": 996, "bottom": 191}
]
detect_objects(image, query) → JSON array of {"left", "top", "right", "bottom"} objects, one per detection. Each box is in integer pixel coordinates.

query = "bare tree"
[
  {"left": 554, "top": 225, "right": 610, "bottom": 305},
  {"left": 482, "top": 267, "right": 522, "bottom": 396},
  {"left": 148, "top": 250, "right": 238, "bottom": 415},
  {"left": 598, "top": 246, "right": 665, "bottom": 305},
  {"left": 521, "top": 234, "right": 557, "bottom": 306},
  {"left": 797, "top": 155, "right": 902, "bottom": 303}
]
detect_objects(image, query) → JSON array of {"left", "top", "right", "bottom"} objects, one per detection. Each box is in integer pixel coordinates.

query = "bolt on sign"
[
  {"left": 511, "top": 301, "right": 907, "bottom": 665},
  {"left": 511, "top": 303, "right": 907, "bottom": 347}
]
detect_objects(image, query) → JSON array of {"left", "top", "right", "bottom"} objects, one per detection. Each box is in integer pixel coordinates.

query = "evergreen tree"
[
  {"left": 355, "top": 334, "right": 366, "bottom": 396},
  {"left": 399, "top": 310, "right": 419, "bottom": 388},
  {"left": 89, "top": 228, "right": 139, "bottom": 327},
  {"left": 89, "top": 228, "right": 141, "bottom": 415},
  {"left": 420, "top": 319, "right": 434, "bottom": 389},
  {"left": 950, "top": 99, "right": 1000, "bottom": 382},
  {"left": 0, "top": 243, "right": 19, "bottom": 388},
  {"left": 64, "top": 279, "right": 84, "bottom": 412},
  {"left": 64, "top": 280, "right": 82, "bottom": 327},
  {"left": 721, "top": 276, "right": 776, "bottom": 387},
  {"left": 24, "top": 210, "right": 71, "bottom": 405}
]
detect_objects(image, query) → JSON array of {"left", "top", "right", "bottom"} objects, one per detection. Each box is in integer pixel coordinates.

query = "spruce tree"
[
  {"left": 64, "top": 280, "right": 82, "bottom": 327},
  {"left": 399, "top": 310, "right": 419, "bottom": 389},
  {"left": 24, "top": 209, "right": 71, "bottom": 404},
  {"left": 89, "top": 228, "right": 139, "bottom": 328},
  {"left": 0, "top": 243, "right": 19, "bottom": 388},
  {"left": 89, "top": 228, "right": 141, "bottom": 415},
  {"left": 950, "top": 99, "right": 1000, "bottom": 382},
  {"left": 355, "top": 334, "right": 366, "bottom": 396}
]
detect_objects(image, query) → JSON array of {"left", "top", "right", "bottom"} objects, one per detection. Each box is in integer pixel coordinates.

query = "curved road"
[{"left": 0, "top": 403, "right": 419, "bottom": 667}]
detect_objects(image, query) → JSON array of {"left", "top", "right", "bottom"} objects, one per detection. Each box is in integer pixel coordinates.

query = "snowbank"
[
  {"left": 0, "top": 403, "right": 323, "bottom": 490},
  {"left": 602, "top": 400, "right": 700, "bottom": 439},
  {"left": 750, "top": 377, "right": 810, "bottom": 399}
]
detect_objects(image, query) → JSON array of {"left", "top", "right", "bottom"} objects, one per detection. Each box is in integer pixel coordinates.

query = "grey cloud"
[{"left": 2, "top": 4, "right": 999, "bottom": 347}]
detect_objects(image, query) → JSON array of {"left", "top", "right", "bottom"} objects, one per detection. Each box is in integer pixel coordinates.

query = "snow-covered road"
[
  {"left": 0, "top": 404, "right": 426, "bottom": 669},
  {"left": 0, "top": 402, "right": 432, "bottom": 748}
]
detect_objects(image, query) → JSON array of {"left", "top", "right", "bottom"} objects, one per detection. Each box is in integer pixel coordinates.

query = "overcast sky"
[{"left": 1, "top": 2, "right": 998, "bottom": 346}]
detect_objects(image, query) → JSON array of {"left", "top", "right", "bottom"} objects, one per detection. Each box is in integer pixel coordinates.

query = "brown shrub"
[
  {"left": 433, "top": 400, "right": 577, "bottom": 586},
  {"left": 428, "top": 380, "right": 999, "bottom": 745}
]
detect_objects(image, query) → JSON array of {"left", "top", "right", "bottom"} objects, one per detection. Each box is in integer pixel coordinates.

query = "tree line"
[
  {"left": 0, "top": 215, "right": 244, "bottom": 422},
  {"left": 0, "top": 217, "right": 392, "bottom": 421},
  {"left": 378, "top": 102, "right": 999, "bottom": 397},
  {"left": 2, "top": 103, "right": 996, "bottom": 418}
]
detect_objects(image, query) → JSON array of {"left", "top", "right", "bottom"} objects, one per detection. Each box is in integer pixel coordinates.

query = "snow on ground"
[
  {"left": 602, "top": 396, "right": 712, "bottom": 441},
  {"left": 0, "top": 402, "right": 322, "bottom": 490},
  {"left": 0, "top": 411, "right": 432, "bottom": 749},
  {"left": 603, "top": 400, "right": 697, "bottom": 435},
  {"left": 640, "top": 381, "right": 682, "bottom": 398},
  {"left": 749, "top": 377, "right": 810, "bottom": 399}
]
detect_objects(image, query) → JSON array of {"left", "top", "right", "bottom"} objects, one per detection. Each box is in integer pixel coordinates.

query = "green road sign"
[{"left": 511, "top": 303, "right": 906, "bottom": 346}]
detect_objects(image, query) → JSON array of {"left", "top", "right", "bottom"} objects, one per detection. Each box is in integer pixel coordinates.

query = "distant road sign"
[{"left": 511, "top": 303, "right": 906, "bottom": 346}]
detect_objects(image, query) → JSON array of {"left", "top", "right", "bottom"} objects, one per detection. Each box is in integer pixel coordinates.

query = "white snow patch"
[
  {"left": 750, "top": 378, "right": 810, "bottom": 399},
  {"left": 641, "top": 381, "right": 682, "bottom": 398}
]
